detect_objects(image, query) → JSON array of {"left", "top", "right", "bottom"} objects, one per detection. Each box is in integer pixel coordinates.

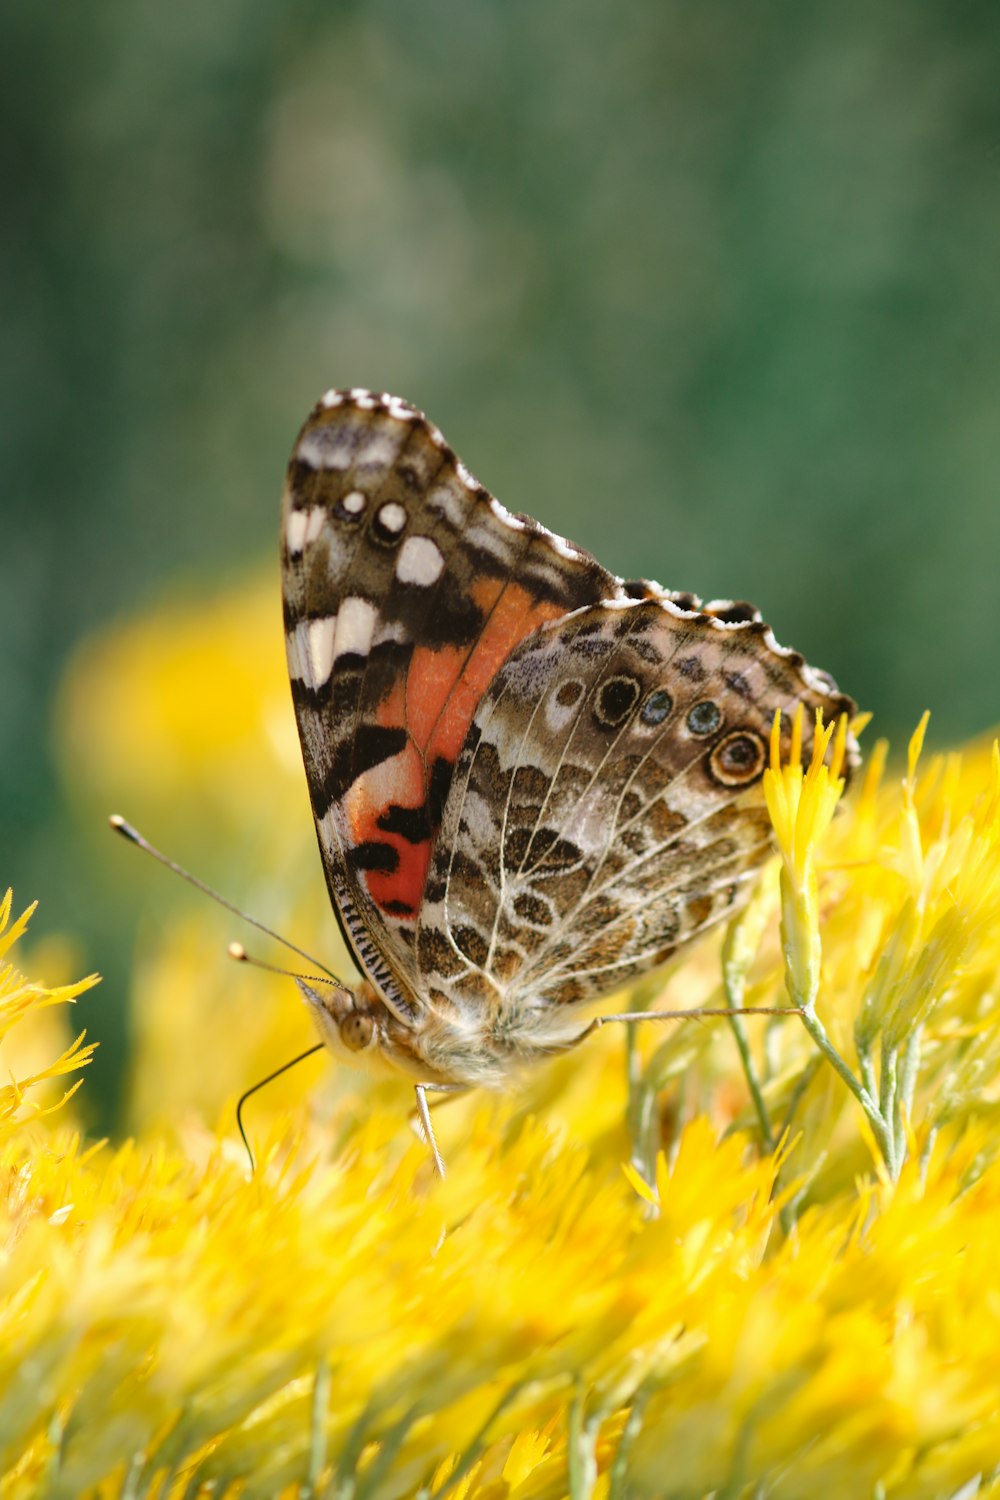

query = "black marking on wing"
[
  {"left": 386, "top": 573, "right": 487, "bottom": 651},
  {"left": 372, "top": 755, "right": 455, "bottom": 847},
  {"left": 315, "top": 725, "right": 409, "bottom": 814},
  {"left": 428, "top": 756, "right": 452, "bottom": 827},
  {"left": 349, "top": 841, "right": 400, "bottom": 873},
  {"left": 377, "top": 803, "right": 433, "bottom": 843}
]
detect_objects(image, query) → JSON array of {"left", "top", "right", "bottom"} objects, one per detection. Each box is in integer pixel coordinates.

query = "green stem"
[
  {"left": 897, "top": 1023, "right": 923, "bottom": 1164},
  {"left": 625, "top": 1024, "right": 659, "bottom": 1213},
  {"left": 797, "top": 1005, "right": 893, "bottom": 1165},
  {"left": 608, "top": 1392, "right": 648, "bottom": 1500},
  {"left": 725, "top": 1013, "right": 774, "bottom": 1152},
  {"left": 302, "top": 1359, "right": 331, "bottom": 1499},
  {"left": 878, "top": 1044, "right": 899, "bottom": 1178},
  {"left": 119, "top": 1453, "right": 145, "bottom": 1500},
  {"left": 858, "top": 1045, "right": 878, "bottom": 1107},
  {"left": 568, "top": 1386, "right": 598, "bottom": 1500},
  {"left": 722, "top": 915, "right": 776, "bottom": 1150}
]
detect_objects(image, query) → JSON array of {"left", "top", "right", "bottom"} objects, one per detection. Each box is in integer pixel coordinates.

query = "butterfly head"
[{"left": 295, "top": 976, "right": 383, "bottom": 1062}]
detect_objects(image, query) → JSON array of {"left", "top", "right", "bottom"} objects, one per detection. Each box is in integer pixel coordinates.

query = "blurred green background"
[{"left": 3, "top": 1, "right": 999, "bottom": 1126}]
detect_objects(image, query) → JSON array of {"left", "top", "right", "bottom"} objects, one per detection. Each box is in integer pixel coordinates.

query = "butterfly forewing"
[{"left": 281, "top": 390, "right": 624, "bottom": 1020}]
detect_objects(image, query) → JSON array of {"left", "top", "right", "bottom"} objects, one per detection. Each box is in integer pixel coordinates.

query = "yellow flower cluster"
[
  {"left": 0, "top": 890, "right": 97, "bottom": 1133},
  {"left": 2, "top": 581, "right": 998, "bottom": 1497}
]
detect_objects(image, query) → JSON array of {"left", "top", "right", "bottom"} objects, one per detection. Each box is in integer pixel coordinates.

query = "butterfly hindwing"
[{"left": 416, "top": 597, "right": 854, "bottom": 1012}]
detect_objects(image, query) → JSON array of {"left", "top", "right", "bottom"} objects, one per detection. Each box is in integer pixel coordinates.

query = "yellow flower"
[
  {"left": 6, "top": 581, "right": 999, "bottom": 1497},
  {"left": 762, "top": 705, "right": 849, "bottom": 1012},
  {"left": 0, "top": 890, "right": 97, "bottom": 1135}
]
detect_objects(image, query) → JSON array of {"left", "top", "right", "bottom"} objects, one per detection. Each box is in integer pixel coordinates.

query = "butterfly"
[{"left": 282, "top": 389, "right": 858, "bottom": 1162}]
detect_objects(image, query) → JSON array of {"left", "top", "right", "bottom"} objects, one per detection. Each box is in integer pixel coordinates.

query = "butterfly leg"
[
  {"left": 412, "top": 1083, "right": 468, "bottom": 1179},
  {"left": 578, "top": 1003, "right": 803, "bottom": 1041}
]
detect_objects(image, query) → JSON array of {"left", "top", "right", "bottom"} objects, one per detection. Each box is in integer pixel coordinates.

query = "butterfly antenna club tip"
[
  {"left": 107, "top": 813, "right": 336, "bottom": 982},
  {"left": 228, "top": 940, "right": 335, "bottom": 988}
]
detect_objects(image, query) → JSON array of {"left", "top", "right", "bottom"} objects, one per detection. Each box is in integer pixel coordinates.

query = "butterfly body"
[
  {"left": 282, "top": 389, "right": 857, "bottom": 1091},
  {"left": 302, "top": 971, "right": 590, "bottom": 1091}
]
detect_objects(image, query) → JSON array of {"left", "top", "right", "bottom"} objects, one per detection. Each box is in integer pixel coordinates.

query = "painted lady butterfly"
[{"left": 282, "top": 389, "right": 858, "bottom": 1157}]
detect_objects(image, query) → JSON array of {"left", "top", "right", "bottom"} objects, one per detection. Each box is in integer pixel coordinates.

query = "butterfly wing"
[
  {"left": 281, "top": 390, "right": 624, "bottom": 1020},
  {"left": 416, "top": 597, "right": 857, "bottom": 1014}
]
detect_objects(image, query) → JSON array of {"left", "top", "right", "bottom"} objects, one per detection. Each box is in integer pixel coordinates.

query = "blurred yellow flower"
[
  {"left": 0, "top": 890, "right": 97, "bottom": 1133},
  {"left": 4, "top": 581, "right": 1000, "bottom": 1496}
]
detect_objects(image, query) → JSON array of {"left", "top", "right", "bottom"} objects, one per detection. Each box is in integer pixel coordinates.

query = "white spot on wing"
[
  {"left": 763, "top": 627, "right": 789, "bottom": 657},
  {"left": 285, "top": 624, "right": 307, "bottom": 682},
  {"left": 321, "top": 390, "right": 344, "bottom": 408},
  {"left": 342, "top": 490, "right": 366, "bottom": 515},
  {"left": 344, "top": 752, "right": 409, "bottom": 824},
  {"left": 457, "top": 789, "right": 496, "bottom": 855},
  {"left": 654, "top": 596, "right": 698, "bottom": 620},
  {"left": 545, "top": 688, "right": 580, "bottom": 734},
  {"left": 426, "top": 479, "right": 468, "bottom": 527},
  {"left": 544, "top": 528, "right": 581, "bottom": 561},
  {"left": 374, "top": 618, "right": 408, "bottom": 645},
  {"left": 297, "top": 429, "right": 353, "bottom": 471},
  {"left": 489, "top": 497, "right": 526, "bottom": 532},
  {"left": 377, "top": 501, "right": 407, "bottom": 534},
  {"left": 395, "top": 535, "right": 445, "bottom": 586},
  {"left": 286, "top": 508, "right": 309, "bottom": 554},
  {"left": 334, "top": 597, "right": 377, "bottom": 660},
  {"left": 356, "top": 427, "right": 406, "bottom": 468},
  {"left": 456, "top": 461, "right": 479, "bottom": 492},
  {"left": 464, "top": 518, "right": 517, "bottom": 564},
  {"left": 803, "top": 664, "right": 831, "bottom": 695},
  {"left": 287, "top": 505, "right": 326, "bottom": 554},
  {"left": 306, "top": 616, "right": 338, "bottom": 687}
]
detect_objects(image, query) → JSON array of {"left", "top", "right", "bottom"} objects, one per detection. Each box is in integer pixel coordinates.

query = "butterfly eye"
[
  {"left": 710, "top": 729, "right": 766, "bottom": 786},
  {"left": 641, "top": 689, "right": 673, "bottom": 725},
  {"left": 339, "top": 1010, "right": 376, "bottom": 1052},
  {"left": 687, "top": 700, "right": 723, "bottom": 737},
  {"left": 594, "top": 674, "right": 642, "bottom": 729}
]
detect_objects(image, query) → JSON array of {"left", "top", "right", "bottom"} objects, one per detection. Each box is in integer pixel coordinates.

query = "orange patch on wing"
[
  {"left": 402, "top": 644, "right": 473, "bottom": 755},
  {"left": 424, "top": 580, "right": 564, "bottom": 766},
  {"left": 345, "top": 742, "right": 431, "bottom": 915},
  {"left": 367, "top": 841, "right": 431, "bottom": 914},
  {"left": 359, "top": 580, "right": 566, "bottom": 916}
]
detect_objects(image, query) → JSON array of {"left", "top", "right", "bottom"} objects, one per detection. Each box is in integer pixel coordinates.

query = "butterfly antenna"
[
  {"left": 109, "top": 814, "right": 338, "bottom": 981},
  {"left": 228, "top": 941, "right": 337, "bottom": 989},
  {"left": 236, "top": 1043, "right": 326, "bottom": 1175}
]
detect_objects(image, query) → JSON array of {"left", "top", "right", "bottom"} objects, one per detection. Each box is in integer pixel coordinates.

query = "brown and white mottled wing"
[
  {"left": 281, "top": 390, "right": 624, "bottom": 1022},
  {"left": 416, "top": 598, "right": 857, "bottom": 1013}
]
